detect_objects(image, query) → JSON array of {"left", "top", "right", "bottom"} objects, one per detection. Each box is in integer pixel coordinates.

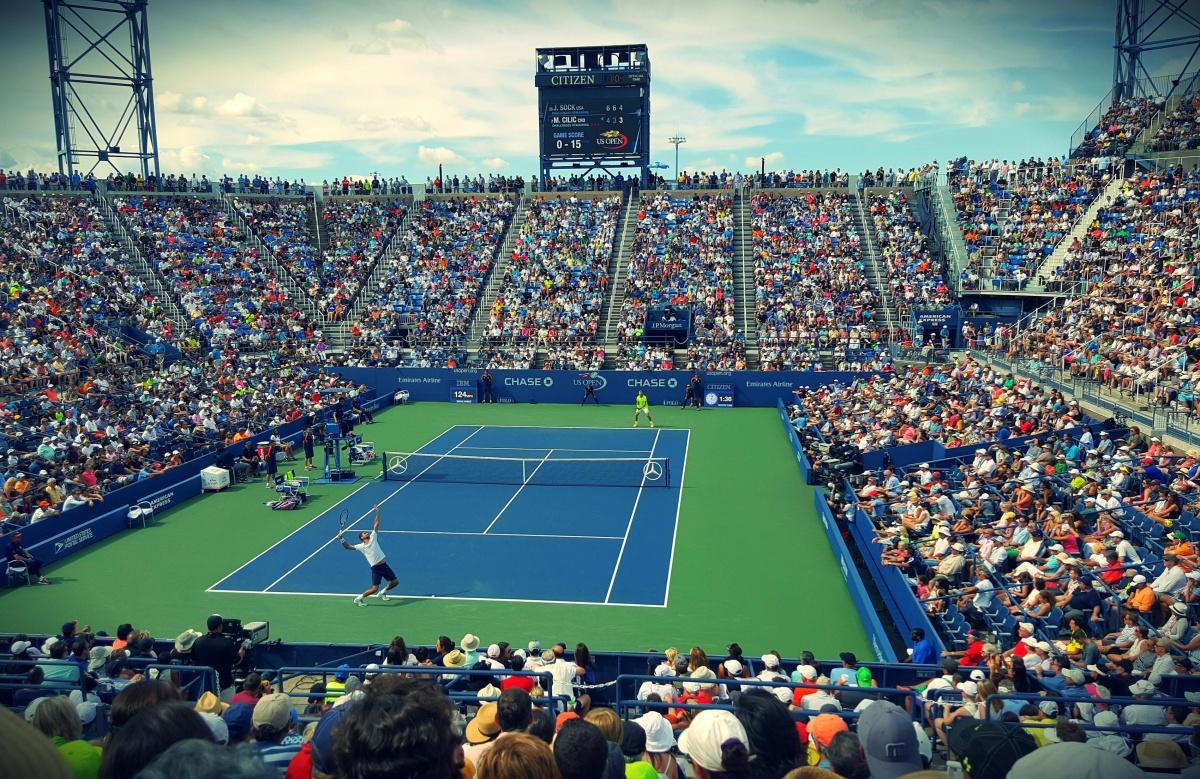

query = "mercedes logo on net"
[{"left": 642, "top": 460, "right": 664, "bottom": 481}]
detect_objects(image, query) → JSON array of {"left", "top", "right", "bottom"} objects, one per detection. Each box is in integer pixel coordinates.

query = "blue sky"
[{"left": 0, "top": 0, "right": 1174, "bottom": 180}]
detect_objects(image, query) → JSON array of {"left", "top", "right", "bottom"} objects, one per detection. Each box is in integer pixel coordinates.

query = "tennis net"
[{"left": 381, "top": 451, "right": 671, "bottom": 487}]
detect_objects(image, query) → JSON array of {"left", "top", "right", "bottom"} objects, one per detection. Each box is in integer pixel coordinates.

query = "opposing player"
[
  {"left": 633, "top": 389, "right": 655, "bottom": 428},
  {"left": 341, "top": 504, "right": 398, "bottom": 606}
]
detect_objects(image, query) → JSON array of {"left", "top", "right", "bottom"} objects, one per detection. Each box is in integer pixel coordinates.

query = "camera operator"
[{"left": 192, "top": 614, "right": 247, "bottom": 701}]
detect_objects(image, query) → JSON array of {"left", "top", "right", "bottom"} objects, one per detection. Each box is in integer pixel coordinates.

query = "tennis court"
[{"left": 208, "top": 424, "right": 689, "bottom": 607}]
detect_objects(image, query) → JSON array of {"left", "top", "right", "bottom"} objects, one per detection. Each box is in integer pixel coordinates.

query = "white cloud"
[
  {"left": 216, "top": 93, "right": 271, "bottom": 118},
  {"left": 418, "top": 145, "right": 469, "bottom": 166},
  {"left": 481, "top": 157, "right": 509, "bottom": 169},
  {"left": 245, "top": 134, "right": 262, "bottom": 145},
  {"left": 161, "top": 145, "right": 210, "bottom": 170},
  {"left": 189, "top": 97, "right": 209, "bottom": 112},
  {"left": 158, "top": 91, "right": 182, "bottom": 111},
  {"left": 744, "top": 151, "right": 784, "bottom": 167},
  {"left": 373, "top": 18, "right": 416, "bottom": 37}
]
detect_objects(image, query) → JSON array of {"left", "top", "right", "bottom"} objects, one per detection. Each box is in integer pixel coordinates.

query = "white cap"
[
  {"left": 969, "top": 669, "right": 986, "bottom": 682},
  {"left": 956, "top": 681, "right": 979, "bottom": 696}
]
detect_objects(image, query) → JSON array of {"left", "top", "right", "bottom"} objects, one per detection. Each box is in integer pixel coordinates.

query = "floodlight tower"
[
  {"left": 668, "top": 135, "right": 686, "bottom": 184},
  {"left": 1113, "top": 0, "right": 1200, "bottom": 101},
  {"left": 44, "top": 0, "right": 161, "bottom": 179}
]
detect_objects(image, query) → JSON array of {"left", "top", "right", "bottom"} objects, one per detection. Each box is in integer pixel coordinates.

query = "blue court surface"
[{"left": 209, "top": 425, "right": 689, "bottom": 607}]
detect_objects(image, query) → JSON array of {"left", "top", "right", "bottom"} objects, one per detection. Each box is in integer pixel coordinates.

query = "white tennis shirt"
[{"left": 353, "top": 531, "right": 386, "bottom": 566}]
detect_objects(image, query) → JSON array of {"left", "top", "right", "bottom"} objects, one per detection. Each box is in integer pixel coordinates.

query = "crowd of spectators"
[
  {"left": 790, "top": 356, "right": 1088, "bottom": 454},
  {"left": 350, "top": 197, "right": 512, "bottom": 367},
  {"left": 751, "top": 192, "right": 883, "bottom": 371},
  {"left": 951, "top": 162, "right": 1103, "bottom": 290},
  {"left": 114, "top": 195, "right": 315, "bottom": 352},
  {"left": 322, "top": 175, "right": 412, "bottom": 196},
  {"left": 614, "top": 194, "right": 737, "bottom": 370},
  {"left": 426, "top": 174, "right": 527, "bottom": 195},
  {"left": 1072, "top": 96, "right": 1165, "bottom": 159},
  {"left": 8, "top": 615, "right": 1197, "bottom": 778},
  {"left": 867, "top": 192, "right": 953, "bottom": 322},
  {"left": 1150, "top": 92, "right": 1200, "bottom": 152},
  {"left": 483, "top": 196, "right": 619, "bottom": 369},
  {"left": 997, "top": 166, "right": 1200, "bottom": 411}
]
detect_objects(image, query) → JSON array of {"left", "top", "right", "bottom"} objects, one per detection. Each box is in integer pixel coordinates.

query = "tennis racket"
[{"left": 333, "top": 509, "right": 349, "bottom": 542}]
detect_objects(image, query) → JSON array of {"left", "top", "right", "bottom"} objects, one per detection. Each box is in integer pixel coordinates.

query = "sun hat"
[
  {"left": 461, "top": 634, "right": 480, "bottom": 652},
  {"left": 251, "top": 693, "right": 293, "bottom": 730},
  {"left": 678, "top": 710, "right": 750, "bottom": 771},
  {"left": 634, "top": 710, "right": 676, "bottom": 752},
  {"left": 465, "top": 702, "right": 499, "bottom": 744}
]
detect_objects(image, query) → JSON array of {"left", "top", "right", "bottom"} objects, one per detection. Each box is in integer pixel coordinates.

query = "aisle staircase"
[
  {"left": 600, "top": 192, "right": 641, "bottom": 354},
  {"left": 94, "top": 195, "right": 190, "bottom": 333},
  {"left": 221, "top": 193, "right": 322, "bottom": 321},
  {"left": 463, "top": 194, "right": 530, "bottom": 357},
  {"left": 732, "top": 191, "right": 758, "bottom": 362},
  {"left": 852, "top": 193, "right": 902, "bottom": 340},
  {"left": 1035, "top": 175, "right": 1125, "bottom": 287}
]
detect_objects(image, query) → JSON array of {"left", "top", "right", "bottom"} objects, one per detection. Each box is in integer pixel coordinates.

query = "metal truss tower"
[
  {"left": 1114, "top": 0, "right": 1200, "bottom": 101},
  {"left": 44, "top": 0, "right": 160, "bottom": 179}
]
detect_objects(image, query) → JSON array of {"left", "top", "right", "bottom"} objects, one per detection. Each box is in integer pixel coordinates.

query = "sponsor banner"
[{"left": 326, "top": 368, "right": 877, "bottom": 408}]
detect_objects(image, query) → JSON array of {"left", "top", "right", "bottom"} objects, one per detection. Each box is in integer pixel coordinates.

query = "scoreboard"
[
  {"left": 535, "top": 45, "right": 650, "bottom": 186},
  {"left": 540, "top": 87, "right": 645, "bottom": 159}
]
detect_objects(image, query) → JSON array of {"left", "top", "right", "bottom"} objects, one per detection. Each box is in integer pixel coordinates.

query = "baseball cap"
[
  {"left": 310, "top": 703, "right": 353, "bottom": 775},
  {"left": 956, "top": 681, "right": 979, "bottom": 697},
  {"left": 857, "top": 700, "right": 922, "bottom": 779},
  {"left": 946, "top": 718, "right": 1036, "bottom": 779},
  {"left": 807, "top": 712, "right": 849, "bottom": 747},
  {"left": 1130, "top": 679, "right": 1156, "bottom": 695},
  {"left": 678, "top": 710, "right": 749, "bottom": 771},
  {"left": 222, "top": 703, "right": 254, "bottom": 743},
  {"left": 1061, "top": 668, "right": 1085, "bottom": 685},
  {"left": 251, "top": 693, "right": 293, "bottom": 730},
  {"left": 796, "top": 664, "right": 818, "bottom": 681},
  {"left": 760, "top": 653, "right": 780, "bottom": 668},
  {"left": 969, "top": 669, "right": 986, "bottom": 682},
  {"left": 722, "top": 659, "right": 743, "bottom": 676},
  {"left": 1132, "top": 574, "right": 1147, "bottom": 584}
]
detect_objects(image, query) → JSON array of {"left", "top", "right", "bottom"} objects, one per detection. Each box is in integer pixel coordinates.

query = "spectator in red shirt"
[{"left": 500, "top": 653, "right": 537, "bottom": 694}]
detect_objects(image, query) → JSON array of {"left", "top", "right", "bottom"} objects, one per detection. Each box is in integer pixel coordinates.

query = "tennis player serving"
[
  {"left": 341, "top": 504, "right": 399, "bottom": 606},
  {"left": 633, "top": 390, "right": 655, "bottom": 428}
]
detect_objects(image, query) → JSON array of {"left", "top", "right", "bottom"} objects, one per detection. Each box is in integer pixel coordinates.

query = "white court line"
[
  {"left": 482, "top": 450, "right": 553, "bottom": 534},
  {"left": 661, "top": 429, "right": 691, "bottom": 608},
  {"left": 462, "top": 424, "right": 682, "bottom": 432},
  {"left": 257, "top": 425, "right": 486, "bottom": 593},
  {"left": 456, "top": 446, "right": 654, "bottom": 454},
  {"left": 206, "top": 424, "right": 474, "bottom": 592},
  {"left": 209, "top": 588, "right": 667, "bottom": 609},
  {"left": 604, "top": 428, "right": 661, "bottom": 604},
  {"left": 377, "top": 529, "right": 624, "bottom": 541}
]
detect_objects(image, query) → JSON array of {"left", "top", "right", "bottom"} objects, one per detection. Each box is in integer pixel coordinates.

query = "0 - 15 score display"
[{"left": 540, "top": 86, "right": 644, "bottom": 159}]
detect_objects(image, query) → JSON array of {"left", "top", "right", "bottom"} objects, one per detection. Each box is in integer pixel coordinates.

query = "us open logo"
[{"left": 574, "top": 375, "right": 607, "bottom": 391}]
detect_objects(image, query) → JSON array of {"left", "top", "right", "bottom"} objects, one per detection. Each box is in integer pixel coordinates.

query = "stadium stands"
[
  {"left": 996, "top": 166, "right": 1200, "bottom": 410},
  {"left": 951, "top": 161, "right": 1103, "bottom": 290},
  {"left": 481, "top": 195, "right": 618, "bottom": 369},
  {"left": 751, "top": 191, "right": 880, "bottom": 371},
  {"left": 868, "top": 191, "right": 953, "bottom": 322},
  {"left": 1072, "top": 97, "right": 1164, "bottom": 159},
  {"left": 351, "top": 196, "right": 512, "bottom": 368},
  {"left": 1150, "top": 91, "right": 1200, "bottom": 152},
  {"left": 114, "top": 195, "right": 315, "bottom": 352},
  {"left": 615, "top": 193, "right": 738, "bottom": 370}
]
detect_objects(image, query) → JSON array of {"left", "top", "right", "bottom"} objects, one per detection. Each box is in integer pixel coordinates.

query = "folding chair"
[{"left": 126, "top": 500, "right": 155, "bottom": 529}]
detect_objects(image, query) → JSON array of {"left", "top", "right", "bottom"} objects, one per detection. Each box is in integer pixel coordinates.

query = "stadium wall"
[
  {"left": 331, "top": 367, "right": 875, "bottom": 408},
  {"left": 776, "top": 399, "right": 896, "bottom": 661}
]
